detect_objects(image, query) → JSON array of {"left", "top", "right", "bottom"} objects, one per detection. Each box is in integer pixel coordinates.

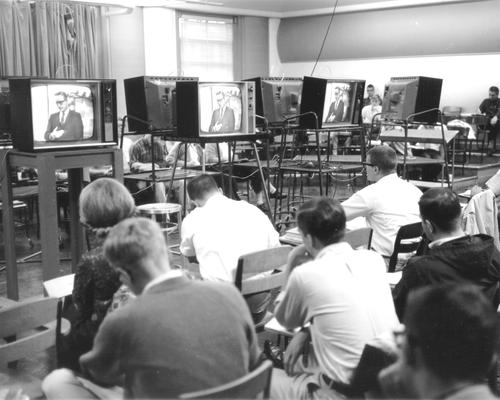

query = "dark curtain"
[{"left": 0, "top": 0, "right": 105, "bottom": 78}]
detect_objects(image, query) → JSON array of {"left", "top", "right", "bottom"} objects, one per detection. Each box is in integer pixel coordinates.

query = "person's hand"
[
  {"left": 284, "top": 329, "right": 310, "bottom": 376},
  {"left": 49, "top": 128, "right": 64, "bottom": 140},
  {"left": 491, "top": 116, "right": 498, "bottom": 126},
  {"left": 213, "top": 122, "right": 222, "bottom": 132},
  {"left": 286, "top": 244, "right": 313, "bottom": 278}
]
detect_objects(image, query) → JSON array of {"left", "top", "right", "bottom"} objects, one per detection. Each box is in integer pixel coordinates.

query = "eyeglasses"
[
  {"left": 362, "top": 161, "right": 375, "bottom": 167},
  {"left": 56, "top": 100, "right": 66, "bottom": 105}
]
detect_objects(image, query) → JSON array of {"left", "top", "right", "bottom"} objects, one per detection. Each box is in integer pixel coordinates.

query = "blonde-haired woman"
[{"left": 61, "top": 178, "right": 135, "bottom": 370}]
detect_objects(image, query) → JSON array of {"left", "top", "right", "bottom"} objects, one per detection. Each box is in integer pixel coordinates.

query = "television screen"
[
  {"left": 10, "top": 78, "right": 118, "bottom": 152},
  {"left": 322, "top": 81, "right": 358, "bottom": 127},
  {"left": 381, "top": 76, "right": 442, "bottom": 123},
  {"left": 177, "top": 81, "right": 256, "bottom": 138},
  {"left": 248, "top": 77, "right": 302, "bottom": 126},
  {"left": 0, "top": 79, "right": 11, "bottom": 144},
  {"left": 300, "top": 76, "right": 365, "bottom": 129},
  {"left": 124, "top": 76, "right": 198, "bottom": 132}
]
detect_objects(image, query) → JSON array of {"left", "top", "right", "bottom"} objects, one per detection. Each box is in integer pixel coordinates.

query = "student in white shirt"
[{"left": 342, "top": 145, "right": 422, "bottom": 257}]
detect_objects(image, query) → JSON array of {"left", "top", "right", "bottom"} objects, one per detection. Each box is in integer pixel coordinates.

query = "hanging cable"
[{"left": 310, "top": 0, "right": 340, "bottom": 76}]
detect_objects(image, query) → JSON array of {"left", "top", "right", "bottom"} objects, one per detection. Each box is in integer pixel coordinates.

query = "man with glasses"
[
  {"left": 271, "top": 197, "right": 398, "bottom": 400},
  {"left": 209, "top": 91, "right": 235, "bottom": 133},
  {"left": 379, "top": 284, "right": 498, "bottom": 399},
  {"left": 45, "top": 91, "right": 84, "bottom": 141},
  {"left": 479, "top": 86, "right": 500, "bottom": 155},
  {"left": 392, "top": 188, "right": 500, "bottom": 320},
  {"left": 341, "top": 145, "right": 422, "bottom": 259}
]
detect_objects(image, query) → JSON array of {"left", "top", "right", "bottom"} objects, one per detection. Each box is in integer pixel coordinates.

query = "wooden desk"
[
  {"left": 380, "top": 128, "right": 458, "bottom": 144},
  {"left": 1, "top": 148, "right": 123, "bottom": 300}
]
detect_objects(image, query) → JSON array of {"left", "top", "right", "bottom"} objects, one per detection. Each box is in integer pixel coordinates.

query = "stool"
[{"left": 136, "top": 203, "right": 182, "bottom": 253}]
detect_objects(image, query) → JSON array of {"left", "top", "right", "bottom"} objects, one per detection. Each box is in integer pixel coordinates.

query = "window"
[{"left": 177, "top": 14, "right": 234, "bottom": 81}]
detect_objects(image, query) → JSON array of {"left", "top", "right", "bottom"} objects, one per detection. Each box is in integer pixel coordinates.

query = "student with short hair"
[
  {"left": 380, "top": 284, "right": 499, "bottom": 399},
  {"left": 43, "top": 217, "right": 260, "bottom": 399},
  {"left": 393, "top": 188, "right": 500, "bottom": 320},
  {"left": 342, "top": 145, "right": 422, "bottom": 258},
  {"left": 271, "top": 197, "right": 398, "bottom": 400}
]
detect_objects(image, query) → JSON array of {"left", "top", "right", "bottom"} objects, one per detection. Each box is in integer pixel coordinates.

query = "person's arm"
[
  {"left": 79, "top": 311, "right": 125, "bottom": 386},
  {"left": 392, "top": 260, "right": 422, "bottom": 321},
  {"left": 72, "top": 259, "right": 93, "bottom": 315},
  {"left": 341, "top": 190, "right": 372, "bottom": 220},
  {"left": 274, "top": 271, "right": 308, "bottom": 331},
  {"left": 74, "top": 112, "right": 84, "bottom": 140},
  {"left": 479, "top": 99, "right": 487, "bottom": 114}
]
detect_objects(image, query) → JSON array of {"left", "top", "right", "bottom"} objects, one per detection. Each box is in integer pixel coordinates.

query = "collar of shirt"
[
  {"left": 428, "top": 234, "right": 466, "bottom": 249},
  {"left": 376, "top": 172, "right": 399, "bottom": 184},
  {"left": 143, "top": 269, "right": 184, "bottom": 294},
  {"left": 315, "top": 241, "right": 353, "bottom": 260},
  {"left": 201, "top": 192, "right": 226, "bottom": 207}
]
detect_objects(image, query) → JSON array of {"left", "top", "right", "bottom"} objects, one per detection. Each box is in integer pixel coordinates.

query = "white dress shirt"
[
  {"left": 342, "top": 173, "right": 422, "bottom": 256},
  {"left": 275, "top": 242, "right": 399, "bottom": 383},
  {"left": 180, "top": 193, "right": 280, "bottom": 281}
]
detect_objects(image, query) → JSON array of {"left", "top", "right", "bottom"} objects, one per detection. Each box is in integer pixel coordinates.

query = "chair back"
[
  {"left": 179, "top": 360, "right": 273, "bottom": 399},
  {"left": 0, "top": 297, "right": 60, "bottom": 364},
  {"left": 388, "top": 222, "right": 423, "bottom": 272},
  {"left": 235, "top": 246, "right": 292, "bottom": 295},
  {"left": 345, "top": 227, "right": 372, "bottom": 250}
]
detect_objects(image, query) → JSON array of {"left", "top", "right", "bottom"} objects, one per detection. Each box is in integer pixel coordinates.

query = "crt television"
[
  {"left": 10, "top": 78, "right": 118, "bottom": 152},
  {"left": 0, "top": 79, "right": 11, "bottom": 145},
  {"left": 176, "top": 81, "right": 256, "bottom": 138},
  {"left": 381, "top": 76, "right": 443, "bottom": 123},
  {"left": 124, "top": 76, "right": 198, "bottom": 132},
  {"left": 299, "top": 76, "right": 365, "bottom": 129},
  {"left": 247, "top": 77, "right": 302, "bottom": 126}
]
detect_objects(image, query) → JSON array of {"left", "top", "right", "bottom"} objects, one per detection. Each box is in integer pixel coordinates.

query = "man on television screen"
[
  {"left": 44, "top": 91, "right": 84, "bottom": 141},
  {"left": 209, "top": 91, "right": 235, "bottom": 133},
  {"left": 325, "top": 87, "right": 344, "bottom": 123}
]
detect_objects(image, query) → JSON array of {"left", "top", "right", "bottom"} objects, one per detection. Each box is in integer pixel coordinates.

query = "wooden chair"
[
  {"left": 235, "top": 246, "right": 292, "bottom": 331},
  {"left": 344, "top": 227, "right": 372, "bottom": 250},
  {"left": 0, "top": 297, "right": 70, "bottom": 398},
  {"left": 179, "top": 360, "right": 273, "bottom": 399},
  {"left": 388, "top": 222, "right": 423, "bottom": 273}
]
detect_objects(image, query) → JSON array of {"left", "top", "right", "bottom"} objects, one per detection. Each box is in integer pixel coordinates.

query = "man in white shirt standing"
[
  {"left": 271, "top": 197, "right": 399, "bottom": 399},
  {"left": 180, "top": 174, "right": 280, "bottom": 322},
  {"left": 342, "top": 145, "right": 422, "bottom": 258}
]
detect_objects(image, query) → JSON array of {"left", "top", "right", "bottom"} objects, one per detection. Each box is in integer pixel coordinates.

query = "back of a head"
[
  {"left": 297, "top": 197, "right": 346, "bottom": 246},
  {"left": 104, "top": 217, "right": 169, "bottom": 272},
  {"left": 418, "top": 188, "right": 461, "bottom": 233},
  {"left": 79, "top": 177, "right": 135, "bottom": 229},
  {"left": 367, "top": 145, "right": 397, "bottom": 173},
  {"left": 405, "top": 284, "right": 498, "bottom": 382},
  {"left": 187, "top": 174, "right": 219, "bottom": 202}
]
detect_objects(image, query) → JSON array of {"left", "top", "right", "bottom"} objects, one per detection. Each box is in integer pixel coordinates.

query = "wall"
[
  {"left": 107, "top": 8, "right": 145, "bottom": 120},
  {"left": 235, "top": 16, "right": 269, "bottom": 80},
  {"left": 270, "top": 1, "right": 500, "bottom": 113}
]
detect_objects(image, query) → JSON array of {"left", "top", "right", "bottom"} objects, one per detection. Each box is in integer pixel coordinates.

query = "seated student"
[
  {"left": 342, "top": 145, "right": 422, "bottom": 259},
  {"left": 180, "top": 174, "right": 281, "bottom": 323},
  {"left": 60, "top": 178, "right": 136, "bottom": 371},
  {"left": 42, "top": 217, "right": 261, "bottom": 399},
  {"left": 271, "top": 197, "right": 399, "bottom": 400},
  {"left": 393, "top": 188, "right": 500, "bottom": 320},
  {"left": 379, "top": 284, "right": 498, "bottom": 399}
]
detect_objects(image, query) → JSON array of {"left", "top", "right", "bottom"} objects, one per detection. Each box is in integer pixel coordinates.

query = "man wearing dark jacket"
[{"left": 393, "top": 188, "right": 500, "bottom": 320}]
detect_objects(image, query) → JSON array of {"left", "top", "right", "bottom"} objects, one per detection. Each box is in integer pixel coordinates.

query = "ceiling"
[{"left": 92, "top": 0, "right": 485, "bottom": 18}]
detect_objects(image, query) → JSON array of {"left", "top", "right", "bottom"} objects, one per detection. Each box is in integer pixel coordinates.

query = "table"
[{"left": 1, "top": 148, "right": 123, "bottom": 300}]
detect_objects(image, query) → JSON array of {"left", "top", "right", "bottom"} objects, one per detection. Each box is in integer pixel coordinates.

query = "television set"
[
  {"left": 124, "top": 76, "right": 198, "bottom": 132},
  {"left": 299, "top": 76, "right": 365, "bottom": 129},
  {"left": 176, "top": 81, "right": 256, "bottom": 138},
  {"left": 247, "top": 77, "right": 302, "bottom": 126},
  {"left": 381, "top": 76, "right": 443, "bottom": 123},
  {"left": 9, "top": 78, "right": 118, "bottom": 152},
  {"left": 0, "top": 79, "right": 11, "bottom": 145}
]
